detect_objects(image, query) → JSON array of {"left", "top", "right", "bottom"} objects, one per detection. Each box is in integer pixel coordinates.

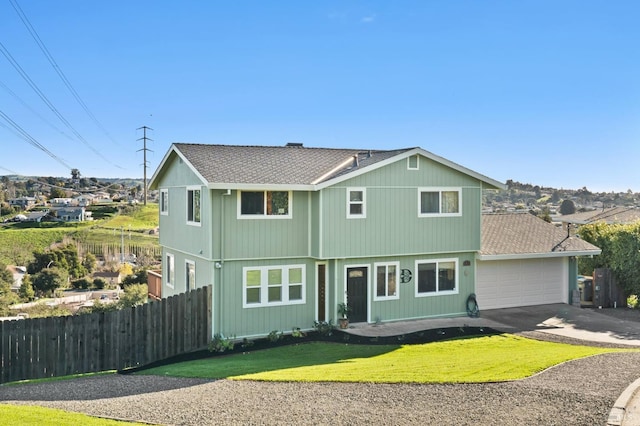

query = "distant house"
[
  {"left": 49, "top": 198, "right": 73, "bottom": 207},
  {"left": 8, "top": 197, "right": 37, "bottom": 210},
  {"left": 555, "top": 206, "right": 640, "bottom": 226},
  {"left": 5, "top": 265, "right": 26, "bottom": 291},
  {"left": 73, "top": 194, "right": 96, "bottom": 207},
  {"left": 93, "top": 271, "right": 121, "bottom": 285},
  {"left": 54, "top": 207, "right": 91, "bottom": 222},
  {"left": 25, "top": 210, "right": 50, "bottom": 223}
]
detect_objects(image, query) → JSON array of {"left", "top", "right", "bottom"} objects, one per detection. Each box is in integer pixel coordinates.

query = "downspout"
[{"left": 217, "top": 189, "right": 231, "bottom": 335}]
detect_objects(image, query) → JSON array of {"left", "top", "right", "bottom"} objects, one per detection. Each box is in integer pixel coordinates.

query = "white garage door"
[{"left": 476, "top": 258, "right": 568, "bottom": 310}]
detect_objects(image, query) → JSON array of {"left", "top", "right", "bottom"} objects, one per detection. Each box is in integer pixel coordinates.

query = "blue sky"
[{"left": 1, "top": 1, "right": 639, "bottom": 192}]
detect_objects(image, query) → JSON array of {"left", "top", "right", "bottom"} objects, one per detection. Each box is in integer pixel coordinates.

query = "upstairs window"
[
  {"left": 160, "top": 189, "right": 169, "bottom": 215},
  {"left": 239, "top": 191, "right": 291, "bottom": 218},
  {"left": 187, "top": 187, "right": 201, "bottom": 225},
  {"left": 418, "top": 188, "right": 461, "bottom": 217},
  {"left": 347, "top": 188, "right": 366, "bottom": 219}
]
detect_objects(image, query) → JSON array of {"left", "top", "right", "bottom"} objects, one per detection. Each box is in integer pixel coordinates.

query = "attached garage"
[
  {"left": 476, "top": 257, "right": 567, "bottom": 310},
  {"left": 477, "top": 213, "right": 601, "bottom": 310}
]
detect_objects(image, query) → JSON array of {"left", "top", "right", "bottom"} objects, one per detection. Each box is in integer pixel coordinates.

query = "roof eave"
[
  {"left": 207, "top": 183, "right": 313, "bottom": 191},
  {"left": 477, "top": 249, "right": 602, "bottom": 261},
  {"left": 149, "top": 144, "right": 208, "bottom": 189}
]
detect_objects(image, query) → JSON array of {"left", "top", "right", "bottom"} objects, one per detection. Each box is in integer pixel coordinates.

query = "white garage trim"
[{"left": 476, "top": 257, "right": 568, "bottom": 310}]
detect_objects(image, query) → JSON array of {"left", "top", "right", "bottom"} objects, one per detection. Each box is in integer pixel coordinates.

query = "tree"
[
  {"left": 28, "top": 244, "right": 87, "bottom": 279},
  {"left": 19, "top": 274, "right": 35, "bottom": 301},
  {"left": 122, "top": 268, "right": 148, "bottom": 287},
  {"left": 82, "top": 252, "right": 97, "bottom": 274},
  {"left": 32, "top": 267, "right": 67, "bottom": 297},
  {"left": 49, "top": 187, "right": 66, "bottom": 199},
  {"left": 579, "top": 222, "right": 640, "bottom": 296},
  {"left": 119, "top": 284, "right": 148, "bottom": 308},
  {"left": 559, "top": 199, "right": 576, "bottom": 215}
]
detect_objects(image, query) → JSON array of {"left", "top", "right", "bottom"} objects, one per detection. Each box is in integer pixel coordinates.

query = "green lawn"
[
  {"left": 139, "top": 334, "right": 631, "bottom": 383},
  {"left": 0, "top": 404, "right": 146, "bottom": 426}
]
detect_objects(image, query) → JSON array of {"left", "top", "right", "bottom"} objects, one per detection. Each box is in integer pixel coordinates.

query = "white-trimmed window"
[
  {"left": 415, "top": 258, "right": 458, "bottom": 296},
  {"left": 418, "top": 187, "right": 461, "bottom": 217},
  {"left": 347, "top": 188, "right": 366, "bottom": 218},
  {"left": 407, "top": 155, "right": 419, "bottom": 170},
  {"left": 243, "top": 264, "right": 305, "bottom": 307},
  {"left": 374, "top": 261, "right": 399, "bottom": 300},
  {"left": 238, "top": 191, "right": 291, "bottom": 218},
  {"left": 160, "top": 189, "right": 169, "bottom": 215},
  {"left": 186, "top": 186, "right": 201, "bottom": 225},
  {"left": 186, "top": 260, "right": 196, "bottom": 291},
  {"left": 166, "top": 253, "right": 175, "bottom": 289}
]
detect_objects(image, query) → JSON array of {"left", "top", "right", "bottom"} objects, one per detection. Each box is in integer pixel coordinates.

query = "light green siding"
[
  {"left": 156, "top": 153, "right": 212, "bottom": 259},
  {"left": 332, "top": 253, "right": 476, "bottom": 323},
  {"left": 320, "top": 156, "right": 482, "bottom": 258},
  {"left": 161, "top": 248, "right": 214, "bottom": 298},
  {"left": 215, "top": 190, "right": 311, "bottom": 260},
  {"left": 214, "top": 258, "right": 318, "bottom": 337}
]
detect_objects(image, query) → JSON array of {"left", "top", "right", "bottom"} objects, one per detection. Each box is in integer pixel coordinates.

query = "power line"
[
  {"left": 0, "top": 41, "right": 123, "bottom": 170},
  {"left": 9, "top": 0, "right": 120, "bottom": 147},
  {"left": 0, "top": 79, "right": 74, "bottom": 141},
  {"left": 0, "top": 109, "right": 72, "bottom": 170}
]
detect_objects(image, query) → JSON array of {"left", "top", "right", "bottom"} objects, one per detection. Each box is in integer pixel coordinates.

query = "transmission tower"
[{"left": 137, "top": 126, "right": 153, "bottom": 205}]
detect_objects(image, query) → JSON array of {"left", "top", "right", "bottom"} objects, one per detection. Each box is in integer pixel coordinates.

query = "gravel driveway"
[{"left": 2, "top": 310, "right": 640, "bottom": 425}]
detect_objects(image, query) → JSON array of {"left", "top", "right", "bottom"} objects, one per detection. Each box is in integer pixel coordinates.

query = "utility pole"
[{"left": 137, "top": 126, "right": 153, "bottom": 205}]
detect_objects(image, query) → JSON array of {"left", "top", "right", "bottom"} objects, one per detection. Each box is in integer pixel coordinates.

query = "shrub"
[
  {"left": 208, "top": 334, "right": 235, "bottom": 353},
  {"left": 313, "top": 320, "right": 334, "bottom": 337},
  {"left": 267, "top": 330, "right": 283, "bottom": 343},
  {"left": 291, "top": 327, "right": 306, "bottom": 338}
]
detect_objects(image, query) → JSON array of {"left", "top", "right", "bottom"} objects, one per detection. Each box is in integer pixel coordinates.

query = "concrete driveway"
[
  {"left": 481, "top": 304, "right": 640, "bottom": 347},
  {"left": 347, "top": 303, "right": 640, "bottom": 347}
]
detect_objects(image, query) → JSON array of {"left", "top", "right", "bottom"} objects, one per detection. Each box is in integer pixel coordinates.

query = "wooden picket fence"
[{"left": 0, "top": 286, "right": 212, "bottom": 384}]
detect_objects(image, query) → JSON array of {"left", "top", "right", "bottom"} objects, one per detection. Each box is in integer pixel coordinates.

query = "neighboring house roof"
[
  {"left": 479, "top": 212, "right": 601, "bottom": 260},
  {"left": 25, "top": 211, "right": 49, "bottom": 222},
  {"left": 555, "top": 206, "right": 640, "bottom": 225},
  {"left": 149, "top": 143, "right": 506, "bottom": 191}
]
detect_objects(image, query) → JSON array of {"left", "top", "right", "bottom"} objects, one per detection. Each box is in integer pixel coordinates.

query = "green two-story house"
[{"left": 149, "top": 143, "right": 506, "bottom": 338}]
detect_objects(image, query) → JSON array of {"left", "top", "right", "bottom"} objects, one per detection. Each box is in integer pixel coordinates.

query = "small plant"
[
  {"left": 267, "top": 330, "right": 283, "bottom": 343},
  {"left": 313, "top": 320, "right": 334, "bottom": 337},
  {"left": 241, "top": 338, "right": 254, "bottom": 349},
  {"left": 337, "top": 302, "right": 351, "bottom": 329},
  {"left": 208, "top": 333, "right": 235, "bottom": 353},
  {"left": 337, "top": 302, "right": 351, "bottom": 318},
  {"left": 291, "top": 327, "right": 306, "bottom": 338},
  {"left": 628, "top": 295, "right": 639, "bottom": 309}
]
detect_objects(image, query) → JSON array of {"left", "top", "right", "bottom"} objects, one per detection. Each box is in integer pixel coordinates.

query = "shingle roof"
[
  {"left": 172, "top": 143, "right": 413, "bottom": 186},
  {"left": 556, "top": 206, "right": 640, "bottom": 225},
  {"left": 480, "top": 212, "right": 601, "bottom": 258}
]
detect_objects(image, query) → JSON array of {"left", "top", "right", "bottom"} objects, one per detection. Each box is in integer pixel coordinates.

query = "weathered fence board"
[{"left": 0, "top": 286, "right": 211, "bottom": 384}]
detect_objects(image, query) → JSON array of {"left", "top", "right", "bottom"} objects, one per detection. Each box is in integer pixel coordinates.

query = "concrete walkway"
[{"left": 343, "top": 304, "right": 640, "bottom": 426}]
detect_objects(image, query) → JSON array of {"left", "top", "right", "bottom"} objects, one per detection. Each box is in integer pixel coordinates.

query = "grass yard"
[
  {"left": 0, "top": 404, "right": 147, "bottom": 426},
  {"left": 138, "top": 334, "right": 630, "bottom": 384}
]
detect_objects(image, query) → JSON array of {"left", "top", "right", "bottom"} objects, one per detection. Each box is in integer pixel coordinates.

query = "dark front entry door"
[{"left": 347, "top": 267, "right": 367, "bottom": 323}]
